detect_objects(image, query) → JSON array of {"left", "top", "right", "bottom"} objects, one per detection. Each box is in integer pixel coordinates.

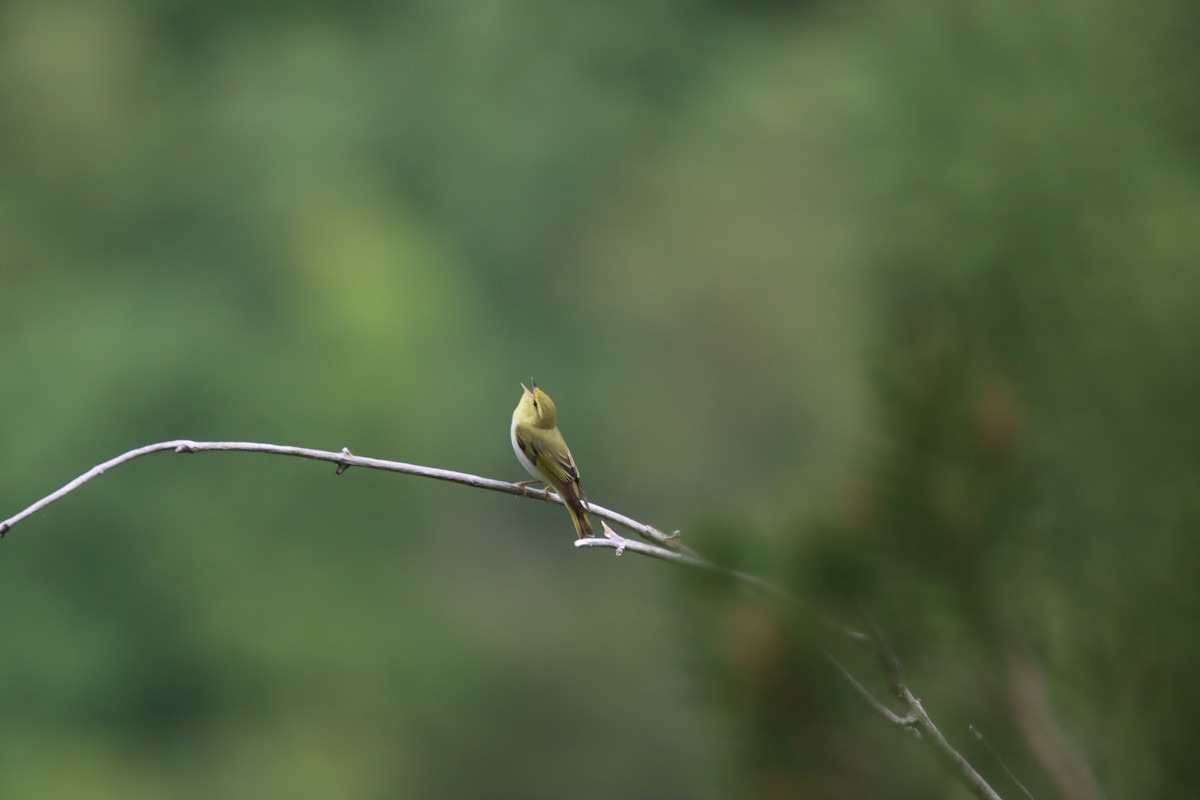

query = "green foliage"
[{"left": 3, "top": 0, "right": 1199, "bottom": 796}]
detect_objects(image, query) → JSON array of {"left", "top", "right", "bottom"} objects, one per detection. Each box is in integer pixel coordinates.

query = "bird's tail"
[{"left": 563, "top": 486, "right": 593, "bottom": 539}]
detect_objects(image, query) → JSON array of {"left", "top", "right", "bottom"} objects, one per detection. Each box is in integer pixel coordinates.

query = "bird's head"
[{"left": 516, "top": 379, "right": 558, "bottom": 429}]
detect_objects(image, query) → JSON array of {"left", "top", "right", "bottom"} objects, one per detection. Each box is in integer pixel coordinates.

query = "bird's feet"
[{"left": 514, "top": 479, "right": 544, "bottom": 497}]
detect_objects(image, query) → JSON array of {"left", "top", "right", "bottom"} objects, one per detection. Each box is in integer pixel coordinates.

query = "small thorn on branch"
[
  {"left": 336, "top": 447, "right": 353, "bottom": 475},
  {"left": 174, "top": 441, "right": 198, "bottom": 453}
]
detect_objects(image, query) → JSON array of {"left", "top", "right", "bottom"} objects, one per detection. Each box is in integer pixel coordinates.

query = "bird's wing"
[{"left": 516, "top": 426, "right": 588, "bottom": 507}]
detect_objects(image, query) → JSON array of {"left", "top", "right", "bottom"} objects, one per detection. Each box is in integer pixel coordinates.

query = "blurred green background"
[{"left": 3, "top": 0, "right": 1199, "bottom": 797}]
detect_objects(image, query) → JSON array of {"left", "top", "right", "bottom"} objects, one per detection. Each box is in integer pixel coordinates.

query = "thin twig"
[
  {"left": 971, "top": 725, "right": 1037, "bottom": 800},
  {"left": 824, "top": 649, "right": 920, "bottom": 731},
  {"left": 578, "top": 522, "right": 787, "bottom": 595},
  {"left": 581, "top": 523, "right": 871, "bottom": 645},
  {"left": 862, "top": 612, "right": 1004, "bottom": 800}
]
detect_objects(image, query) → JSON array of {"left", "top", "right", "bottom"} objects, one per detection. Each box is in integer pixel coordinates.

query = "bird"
[{"left": 510, "top": 380, "right": 593, "bottom": 539}]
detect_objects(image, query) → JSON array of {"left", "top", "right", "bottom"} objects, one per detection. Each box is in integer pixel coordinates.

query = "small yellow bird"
[{"left": 511, "top": 380, "right": 594, "bottom": 538}]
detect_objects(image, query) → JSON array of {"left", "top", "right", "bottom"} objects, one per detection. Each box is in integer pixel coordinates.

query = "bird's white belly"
[{"left": 511, "top": 417, "right": 541, "bottom": 479}]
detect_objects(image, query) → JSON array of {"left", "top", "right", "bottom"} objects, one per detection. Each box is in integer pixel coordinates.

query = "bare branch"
[
  {"left": 1, "top": 439, "right": 1003, "bottom": 800},
  {"left": 0, "top": 439, "right": 685, "bottom": 549}
]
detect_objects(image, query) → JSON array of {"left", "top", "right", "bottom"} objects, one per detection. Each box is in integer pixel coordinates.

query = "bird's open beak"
[{"left": 520, "top": 382, "right": 530, "bottom": 395}]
